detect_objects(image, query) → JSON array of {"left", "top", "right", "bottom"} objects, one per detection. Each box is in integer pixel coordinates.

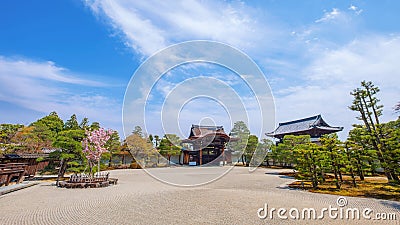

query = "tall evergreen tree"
[
  {"left": 243, "top": 134, "right": 258, "bottom": 166},
  {"left": 258, "top": 138, "right": 273, "bottom": 166},
  {"left": 132, "top": 126, "right": 143, "bottom": 137},
  {"left": 320, "top": 134, "right": 345, "bottom": 189},
  {"left": 228, "top": 121, "right": 250, "bottom": 164},
  {"left": 289, "top": 135, "right": 321, "bottom": 188},
  {"left": 53, "top": 128, "right": 85, "bottom": 185},
  {"left": 64, "top": 114, "right": 80, "bottom": 130},
  {"left": 79, "top": 117, "right": 90, "bottom": 130},
  {"left": 349, "top": 81, "right": 399, "bottom": 182},
  {"left": 159, "top": 134, "right": 181, "bottom": 165}
]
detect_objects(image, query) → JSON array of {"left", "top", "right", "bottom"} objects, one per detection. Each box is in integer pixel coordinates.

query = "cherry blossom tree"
[{"left": 82, "top": 127, "right": 113, "bottom": 176}]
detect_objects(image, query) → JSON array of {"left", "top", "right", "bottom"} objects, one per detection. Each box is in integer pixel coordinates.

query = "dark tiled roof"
[
  {"left": 4, "top": 154, "right": 21, "bottom": 159},
  {"left": 3, "top": 153, "right": 49, "bottom": 159},
  {"left": 266, "top": 115, "right": 343, "bottom": 138},
  {"left": 189, "top": 125, "right": 226, "bottom": 138}
]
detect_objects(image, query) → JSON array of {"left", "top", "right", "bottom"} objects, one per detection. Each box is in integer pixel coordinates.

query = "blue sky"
[{"left": 0, "top": 0, "right": 399, "bottom": 140}]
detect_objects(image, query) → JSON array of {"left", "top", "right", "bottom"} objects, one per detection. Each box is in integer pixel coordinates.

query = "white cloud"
[
  {"left": 83, "top": 1, "right": 398, "bottom": 141},
  {"left": 348, "top": 5, "right": 363, "bottom": 15},
  {"left": 315, "top": 8, "right": 341, "bottom": 23},
  {"left": 305, "top": 36, "right": 400, "bottom": 87},
  {"left": 274, "top": 35, "right": 400, "bottom": 139},
  {"left": 0, "top": 56, "right": 103, "bottom": 86},
  {"left": 0, "top": 56, "right": 121, "bottom": 131},
  {"left": 84, "top": 0, "right": 275, "bottom": 56}
]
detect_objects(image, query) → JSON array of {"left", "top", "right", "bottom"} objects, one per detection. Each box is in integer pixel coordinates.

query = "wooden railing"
[
  {"left": 69, "top": 173, "right": 109, "bottom": 183},
  {"left": 0, "top": 163, "right": 27, "bottom": 186},
  {"left": 59, "top": 172, "right": 117, "bottom": 188}
]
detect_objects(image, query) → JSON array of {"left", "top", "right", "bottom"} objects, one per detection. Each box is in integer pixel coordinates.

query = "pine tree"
[
  {"left": 228, "top": 121, "right": 250, "bottom": 165},
  {"left": 349, "top": 81, "right": 399, "bottom": 182},
  {"left": 320, "top": 134, "right": 345, "bottom": 189},
  {"left": 64, "top": 114, "right": 80, "bottom": 130}
]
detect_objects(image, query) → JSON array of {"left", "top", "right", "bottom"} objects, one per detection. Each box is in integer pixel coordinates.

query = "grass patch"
[{"left": 286, "top": 174, "right": 400, "bottom": 201}]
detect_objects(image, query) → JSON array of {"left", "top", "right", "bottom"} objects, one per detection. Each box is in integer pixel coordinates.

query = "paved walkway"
[
  {"left": 0, "top": 167, "right": 399, "bottom": 224},
  {"left": 0, "top": 181, "right": 38, "bottom": 196}
]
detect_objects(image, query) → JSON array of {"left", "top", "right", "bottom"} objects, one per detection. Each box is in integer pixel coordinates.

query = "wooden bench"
[{"left": 0, "top": 163, "right": 27, "bottom": 186}]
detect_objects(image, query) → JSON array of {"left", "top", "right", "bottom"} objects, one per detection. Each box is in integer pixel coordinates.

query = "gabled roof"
[
  {"left": 266, "top": 115, "right": 343, "bottom": 139},
  {"left": 188, "top": 125, "right": 227, "bottom": 139},
  {"left": 181, "top": 125, "right": 231, "bottom": 144}
]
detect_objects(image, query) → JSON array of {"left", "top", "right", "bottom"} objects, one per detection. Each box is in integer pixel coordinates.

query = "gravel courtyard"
[{"left": 0, "top": 167, "right": 399, "bottom": 225}]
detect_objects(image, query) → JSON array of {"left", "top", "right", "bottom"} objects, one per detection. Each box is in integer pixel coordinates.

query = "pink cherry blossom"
[{"left": 82, "top": 127, "right": 113, "bottom": 174}]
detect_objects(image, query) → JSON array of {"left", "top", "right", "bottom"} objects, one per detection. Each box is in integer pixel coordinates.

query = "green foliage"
[
  {"left": 79, "top": 117, "right": 90, "bottom": 130},
  {"left": 349, "top": 81, "right": 399, "bottom": 182},
  {"left": 132, "top": 125, "right": 143, "bottom": 137},
  {"left": 228, "top": 121, "right": 250, "bottom": 165},
  {"left": 289, "top": 135, "right": 321, "bottom": 188},
  {"left": 30, "top": 111, "right": 64, "bottom": 135},
  {"left": 159, "top": 134, "right": 181, "bottom": 164},
  {"left": 53, "top": 129, "right": 85, "bottom": 160},
  {"left": 106, "top": 131, "right": 121, "bottom": 153},
  {"left": 104, "top": 130, "right": 121, "bottom": 167},
  {"left": 320, "top": 134, "right": 345, "bottom": 189},
  {"left": 347, "top": 127, "right": 379, "bottom": 178},
  {"left": 243, "top": 134, "right": 258, "bottom": 166},
  {"left": 64, "top": 114, "right": 80, "bottom": 130},
  {"left": 12, "top": 124, "right": 53, "bottom": 153},
  {"left": 36, "top": 157, "right": 45, "bottom": 162},
  {"left": 381, "top": 117, "right": 400, "bottom": 176},
  {"left": 90, "top": 122, "right": 100, "bottom": 130},
  {"left": 126, "top": 133, "right": 155, "bottom": 167},
  {"left": 0, "top": 123, "right": 24, "bottom": 144},
  {"left": 257, "top": 138, "right": 273, "bottom": 166}
]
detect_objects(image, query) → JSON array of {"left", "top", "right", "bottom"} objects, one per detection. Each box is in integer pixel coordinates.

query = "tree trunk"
[
  {"left": 350, "top": 166, "right": 357, "bottom": 187},
  {"left": 346, "top": 148, "right": 357, "bottom": 187},
  {"left": 359, "top": 96, "right": 394, "bottom": 181},
  {"left": 389, "top": 169, "right": 400, "bottom": 182},
  {"left": 321, "top": 170, "right": 326, "bottom": 183},
  {"left": 330, "top": 150, "right": 341, "bottom": 189},
  {"left": 356, "top": 155, "right": 365, "bottom": 181},
  {"left": 89, "top": 160, "right": 93, "bottom": 176},
  {"left": 56, "top": 159, "right": 68, "bottom": 186},
  {"left": 312, "top": 163, "right": 318, "bottom": 188},
  {"left": 338, "top": 166, "right": 343, "bottom": 182},
  {"left": 332, "top": 164, "right": 340, "bottom": 189},
  {"left": 108, "top": 155, "right": 112, "bottom": 167},
  {"left": 98, "top": 160, "right": 100, "bottom": 175}
]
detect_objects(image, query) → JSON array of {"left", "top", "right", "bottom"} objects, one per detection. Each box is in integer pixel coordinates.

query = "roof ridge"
[
  {"left": 278, "top": 115, "right": 321, "bottom": 126},
  {"left": 192, "top": 124, "right": 224, "bottom": 128}
]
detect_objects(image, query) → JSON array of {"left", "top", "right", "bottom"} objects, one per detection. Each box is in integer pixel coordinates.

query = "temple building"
[
  {"left": 266, "top": 115, "right": 343, "bottom": 143},
  {"left": 181, "top": 125, "right": 233, "bottom": 166}
]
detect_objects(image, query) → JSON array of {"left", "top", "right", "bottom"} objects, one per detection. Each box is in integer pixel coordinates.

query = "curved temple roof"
[
  {"left": 182, "top": 125, "right": 231, "bottom": 143},
  {"left": 266, "top": 115, "right": 343, "bottom": 139}
]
